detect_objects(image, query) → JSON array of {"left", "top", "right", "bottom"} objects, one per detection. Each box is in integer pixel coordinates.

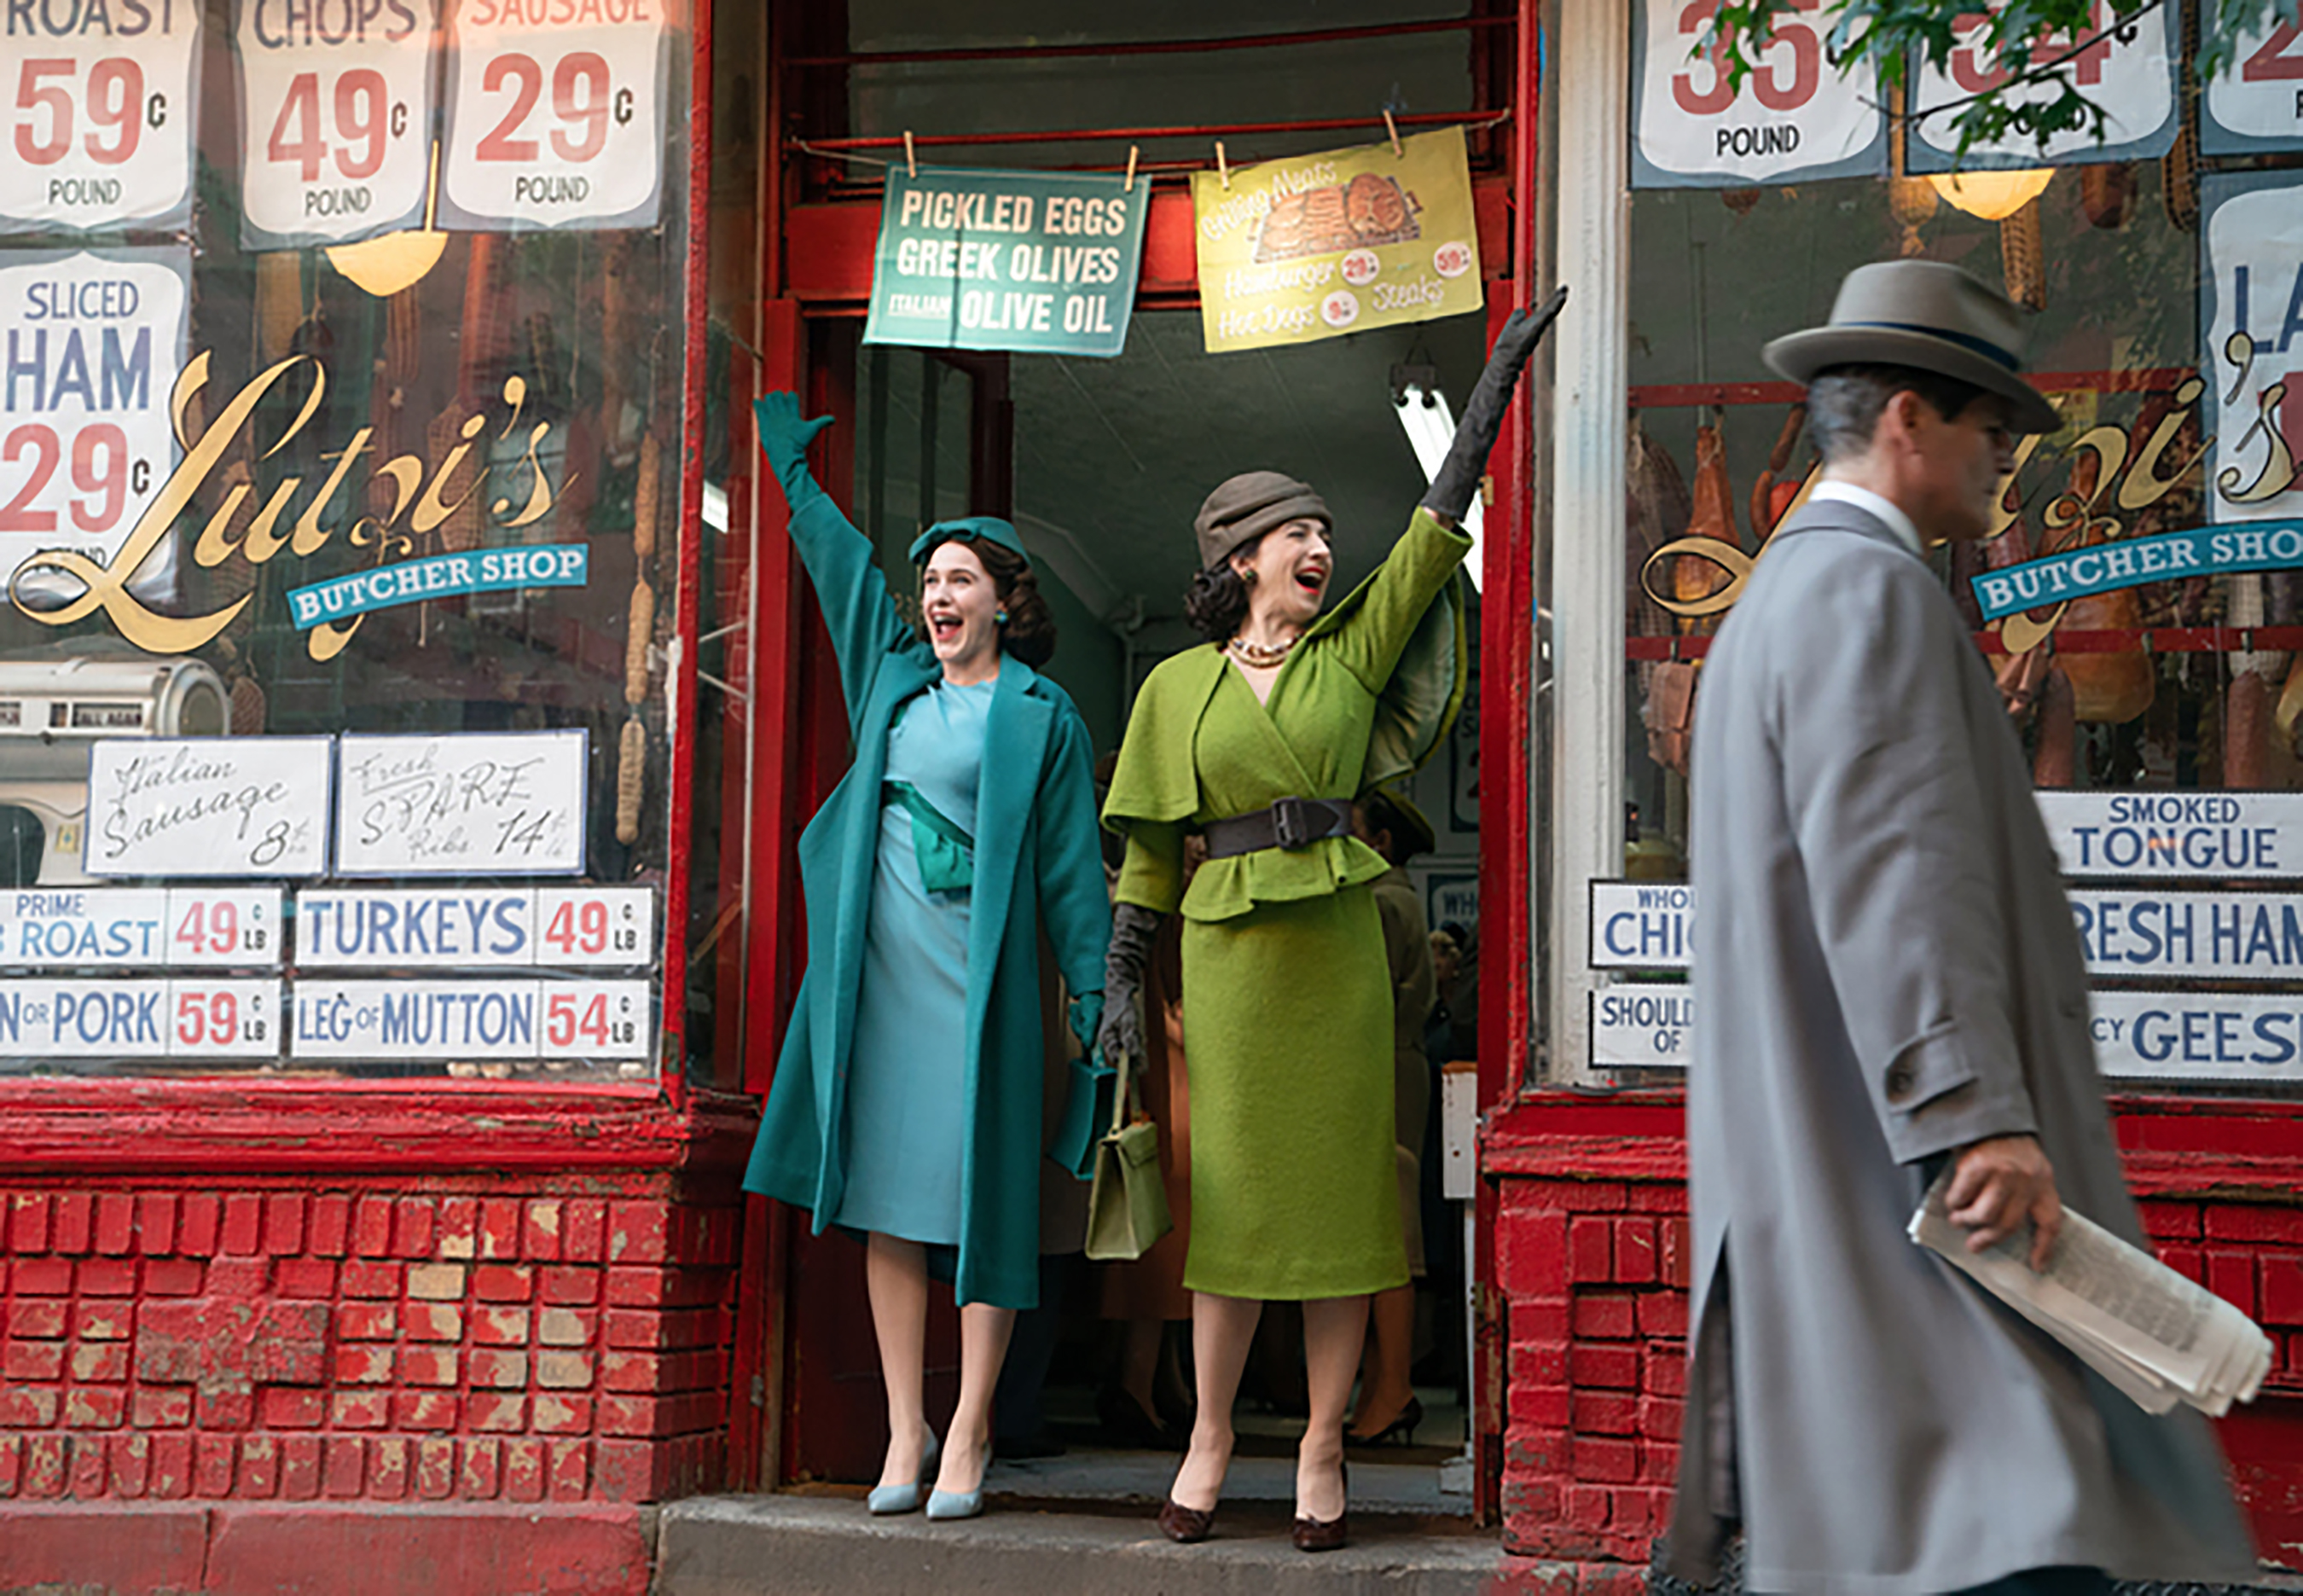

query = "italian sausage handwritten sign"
[
  {"left": 232, "top": 0, "right": 440, "bottom": 248},
  {"left": 0, "top": 0, "right": 200, "bottom": 235},
  {"left": 438, "top": 0, "right": 671, "bottom": 231},
  {"left": 0, "top": 249, "right": 190, "bottom": 605},
  {"left": 1631, "top": 0, "right": 1884, "bottom": 189},
  {"left": 334, "top": 729, "right": 588, "bottom": 877},
  {"left": 84, "top": 737, "right": 331, "bottom": 879},
  {"left": 862, "top": 165, "right": 1150, "bottom": 357}
]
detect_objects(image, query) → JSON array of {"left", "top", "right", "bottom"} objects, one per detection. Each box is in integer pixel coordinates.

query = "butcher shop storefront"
[{"left": 1503, "top": 0, "right": 2303, "bottom": 1583}]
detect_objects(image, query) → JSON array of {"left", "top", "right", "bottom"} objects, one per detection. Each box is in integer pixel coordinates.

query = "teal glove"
[
  {"left": 753, "top": 392, "right": 833, "bottom": 504},
  {"left": 1069, "top": 991, "right": 1105, "bottom": 1056}
]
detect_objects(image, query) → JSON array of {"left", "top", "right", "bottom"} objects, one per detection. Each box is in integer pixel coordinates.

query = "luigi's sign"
[{"left": 862, "top": 165, "right": 1151, "bottom": 358}]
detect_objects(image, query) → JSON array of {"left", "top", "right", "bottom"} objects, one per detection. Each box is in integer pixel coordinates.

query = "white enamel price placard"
[
  {"left": 334, "top": 730, "right": 588, "bottom": 877},
  {"left": 0, "top": 248, "right": 190, "bottom": 603},
  {"left": 0, "top": 0, "right": 200, "bottom": 234},
  {"left": 84, "top": 736, "right": 332, "bottom": 879},
  {"left": 0, "top": 976, "right": 279, "bottom": 1059},
  {"left": 290, "top": 976, "right": 649, "bottom": 1060},
  {"left": 438, "top": 0, "right": 671, "bottom": 232},
  {"left": 233, "top": 0, "right": 440, "bottom": 248},
  {"left": 2037, "top": 792, "right": 2303, "bottom": 878},
  {"left": 296, "top": 885, "right": 652, "bottom": 967},
  {"left": 2203, "top": 20, "right": 2303, "bottom": 154},
  {"left": 0, "top": 885, "right": 282, "bottom": 967},
  {"left": 1906, "top": 3, "right": 2177, "bottom": 171},
  {"left": 1589, "top": 984, "right": 1694, "bottom": 1069},
  {"left": 1588, "top": 881, "right": 1693, "bottom": 971},
  {"left": 1631, "top": 0, "right": 1885, "bottom": 189},
  {"left": 2089, "top": 990, "right": 2303, "bottom": 1082}
]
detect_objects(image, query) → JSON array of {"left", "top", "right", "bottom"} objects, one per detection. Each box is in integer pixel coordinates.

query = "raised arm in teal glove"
[{"left": 754, "top": 392, "right": 834, "bottom": 507}]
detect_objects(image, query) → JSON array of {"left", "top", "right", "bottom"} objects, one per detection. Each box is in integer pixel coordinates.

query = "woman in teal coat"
[{"left": 742, "top": 393, "right": 1110, "bottom": 1521}]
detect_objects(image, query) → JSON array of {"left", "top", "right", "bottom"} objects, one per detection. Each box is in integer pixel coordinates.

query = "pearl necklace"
[{"left": 1227, "top": 632, "right": 1297, "bottom": 667}]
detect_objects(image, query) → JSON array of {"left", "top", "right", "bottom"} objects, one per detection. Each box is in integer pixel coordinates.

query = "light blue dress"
[{"left": 832, "top": 673, "right": 997, "bottom": 1243}]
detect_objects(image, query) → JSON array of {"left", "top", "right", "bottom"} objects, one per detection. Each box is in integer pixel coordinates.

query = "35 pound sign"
[{"left": 1671, "top": 0, "right": 1822, "bottom": 115}]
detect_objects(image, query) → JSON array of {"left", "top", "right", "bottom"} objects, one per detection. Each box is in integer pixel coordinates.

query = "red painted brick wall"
[
  {"left": 0, "top": 1178, "right": 740, "bottom": 1509},
  {"left": 1495, "top": 1165, "right": 2303, "bottom": 1573}
]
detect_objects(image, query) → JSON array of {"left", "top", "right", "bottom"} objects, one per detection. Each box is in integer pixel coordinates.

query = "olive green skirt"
[{"left": 1178, "top": 885, "right": 1409, "bottom": 1300}]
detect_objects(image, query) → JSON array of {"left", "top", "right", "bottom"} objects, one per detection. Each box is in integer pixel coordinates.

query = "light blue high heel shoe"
[
  {"left": 925, "top": 1442, "right": 992, "bottom": 1521},
  {"left": 867, "top": 1431, "right": 939, "bottom": 1516}
]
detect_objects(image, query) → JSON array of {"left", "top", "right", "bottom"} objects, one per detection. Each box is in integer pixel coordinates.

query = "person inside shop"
[
  {"left": 742, "top": 393, "right": 1111, "bottom": 1523},
  {"left": 1666, "top": 260, "right": 2254, "bottom": 1596},
  {"left": 1346, "top": 786, "right": 1438, "bottom": 1448},
  {"left": 1097, "top": 286, "right": 1564, "bottom": 1553}
]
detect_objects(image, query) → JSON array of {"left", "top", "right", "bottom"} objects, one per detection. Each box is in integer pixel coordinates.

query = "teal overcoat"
[{"left": 740, "top": 461, "right": 1111, "bottom": 1311}]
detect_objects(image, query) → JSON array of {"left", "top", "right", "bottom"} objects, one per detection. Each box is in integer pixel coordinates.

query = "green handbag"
[{"left": 1083, "top": 1064, "right": 1172, "bottom": 1262}]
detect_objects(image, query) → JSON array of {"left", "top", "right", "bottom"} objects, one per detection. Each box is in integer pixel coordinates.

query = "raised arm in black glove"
[
  {"left": 1421, "top": 284, "right": 1569, "bottom": 525},
  {"left": 1095, "top": 902, "right": 1163, "bottom": 1078}
]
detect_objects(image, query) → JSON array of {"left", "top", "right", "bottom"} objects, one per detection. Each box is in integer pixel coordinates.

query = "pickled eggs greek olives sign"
[
  {"left": 1631, "top": 0, "right": 1886, "bottom": 189},
  {"left": 0, "top": 0, "right": 200, "bottom": 235},
  {"left": 862, "top": 166, "right": 1150, "bottom": 358},
  {"left": 1191, "top": 126, "right": 1482, "bottom": 355},
  {"left": 438, "top": 0, "right": 671, "bottom": 232},
  {"left": 232, "top": 0, "right": 439, "bottom": 248}
]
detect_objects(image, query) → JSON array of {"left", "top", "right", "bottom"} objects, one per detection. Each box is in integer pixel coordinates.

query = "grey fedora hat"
[{"left": 1762, "top": 259, "right": 2062, "bottom": 436}]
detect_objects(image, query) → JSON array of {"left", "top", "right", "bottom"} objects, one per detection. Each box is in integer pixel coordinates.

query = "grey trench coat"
[{"left": 1665, "top": 502, "right": 2254, "bottom": 1595}]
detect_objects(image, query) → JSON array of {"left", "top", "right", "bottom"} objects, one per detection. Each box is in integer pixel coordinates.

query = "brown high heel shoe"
[
  {"left": 1291, "top": 1460, "right": 1348, "bottom": 1552},
  {"left": 1157, "top": 1498, "right": 1215, "bottom": 1543}
]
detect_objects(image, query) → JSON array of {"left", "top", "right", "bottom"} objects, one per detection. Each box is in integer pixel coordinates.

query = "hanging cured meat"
[
  {"left": 2001, "top": 199, "right": 2046, "bottom": 312},
  {"left": 2032, "top": 664, "right": 2078, "bottom": 786},
  {"left": 2056, "top": 451, "right": 2154, "bottom": 724},
  {"left": 2081, "top": 164, "right": 2135, "bottom": 229},
  {"left": 1674, "top": 419, "right": 1739, "bottom": 630},
  {"left": 1627, "top": 414, "right": 1688, "bottom": 643},
  {"left": 2227, "top": 665, "right": 2276, "bottom": 789},
  {"left": 1748, "top": 403, "right": 1807, "bottom": 543}
]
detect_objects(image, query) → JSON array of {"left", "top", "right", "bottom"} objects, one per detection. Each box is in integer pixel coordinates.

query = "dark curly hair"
[
  {"left": 1183, "top": 534, "right": 1258, "bottom": 644},
  {"left": 916, "top": 538, "right": 1057, "bottom": 667}
]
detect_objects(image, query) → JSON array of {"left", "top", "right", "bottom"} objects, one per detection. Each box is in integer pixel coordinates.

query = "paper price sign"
[
  {"left": 1906, "top": 2, "right": 2176, "bottom": 171},
  {"left": 2202, "top": 175, "right": 2303, "bottom": 528},
  {"left": 1631, "top": 0, "right": 1885, "bottom": 189},
  {"left": 0, "top": 977, "right": 279, "bottom": 1060},
  {"left": 233, "top": 0, "right": 440, "bottom": 248},
  {"left": 0, "top": 1, "right": 200, "bottom": 234},
  {"left": 291, "top": 976, "right": 649, "bottom": 1059},
  {"left": 0, "top": 886, "right": 281, "bottom": 968},
  {"left": 2205, "top": 20, "right": 2303, "bottom": 153},
  {"left": 0, "top": 249, "right": 189, "bottom": 601},
  {"left": 296, "top": 885, "right": 653, "bottom": 967},
  {"left": 438, "top": 0, "right": 670, "bottom": 232}
]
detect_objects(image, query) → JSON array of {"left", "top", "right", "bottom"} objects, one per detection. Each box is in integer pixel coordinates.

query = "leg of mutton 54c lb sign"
[
  {"left": 232, "top": 0, "right": 441, "bottom": 249},
  {"left": 0, "top": 0, "right": 200, "bottom": 235},
  {"left": 0, "top": 247, "right": 189, "bottom": 613},
  {"left": 436, "top": 0, "right": 672, "bottom": 232}
]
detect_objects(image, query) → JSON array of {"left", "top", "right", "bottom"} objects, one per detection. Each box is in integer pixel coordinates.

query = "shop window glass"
[
  {"left": 1616, "top": 84, "right": 2303, "bottom": 1094},
  {"left": 0, "top": 4, "right": 694, "bottom": 1082}
]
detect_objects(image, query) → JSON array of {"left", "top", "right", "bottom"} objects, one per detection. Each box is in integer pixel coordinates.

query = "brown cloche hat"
[
  {"left": 1762, "top": 259, "right": 2062, "bottom": 437},
  {"left": 1194, "top": 471, "right": 1331, "bottom": 572}
]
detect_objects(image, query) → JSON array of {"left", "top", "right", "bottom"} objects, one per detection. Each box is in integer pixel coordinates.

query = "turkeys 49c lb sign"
[{"left": 438, "top": 0, "right": 671, "bottom": 231}]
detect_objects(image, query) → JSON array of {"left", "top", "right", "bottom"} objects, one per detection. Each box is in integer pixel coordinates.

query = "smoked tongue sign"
[
  {"left": 862, "top": 166, "right": 1150, "bottom": 357},
  {"left": 1191, "top": 126, "right": 1482, "bottom": 355}
]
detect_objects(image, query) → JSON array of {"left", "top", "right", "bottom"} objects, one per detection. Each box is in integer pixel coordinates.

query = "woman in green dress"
[{"left": 1098, "top": 289, "right": 1564, "bottom": 1552}]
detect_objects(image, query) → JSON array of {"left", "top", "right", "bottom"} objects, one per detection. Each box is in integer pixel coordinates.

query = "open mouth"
[
  {"left": 929, "top": 613, "right": 962, "bottom": 643},
  {"left": 1295, "top": 569, "right": 1329, "bottom": 596}
]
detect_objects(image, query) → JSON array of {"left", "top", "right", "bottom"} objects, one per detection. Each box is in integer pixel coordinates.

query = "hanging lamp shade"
[{"left": 1928, "top": 167, "right": 2055, "bottom": 222}]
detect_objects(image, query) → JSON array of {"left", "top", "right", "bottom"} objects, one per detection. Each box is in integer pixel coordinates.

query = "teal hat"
[{"left": 908, "top": 516, "right": 1032, "bottom": 570}]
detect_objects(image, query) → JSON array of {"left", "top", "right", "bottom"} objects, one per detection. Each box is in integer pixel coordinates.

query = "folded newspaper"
[{"left": 1909, "top": 1173, "right": 2273, "bottom": 1418}]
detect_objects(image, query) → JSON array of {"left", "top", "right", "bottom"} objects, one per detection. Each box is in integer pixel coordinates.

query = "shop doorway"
[{"left": 742, "top": 0, "right": 1536, "bottom": 1526}]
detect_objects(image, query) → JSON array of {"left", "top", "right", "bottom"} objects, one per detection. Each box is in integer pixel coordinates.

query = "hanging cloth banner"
[
  {"left": 0, "top": 2, "right": 201, "bottom": 236},
  {"left": 1630, "top": 0, "right": 1886, "bottom": 189},
  {"left": 437, "top": 0, "right": 673, "bottom": 232},
  {"left": 2203, "top": 19, "right": 2303, "bottom": 154},
  {"left": 862, "top": 166, "right": 1150, "bottom": 357},
  {"left": 1904, "top": 3, "right": 2178, "bottom": 172},
  {"left": 233, "top": 0, "right": 441, "bottom": 250},
  {"left": 1192, "top": 126, "right": 1482, "bottom": 355},
  {"left": 2201, "top": 172, "right": 2303, "bottom": 527}
]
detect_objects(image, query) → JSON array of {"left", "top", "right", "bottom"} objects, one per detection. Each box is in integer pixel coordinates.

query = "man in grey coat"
[{"left": 1665, "top": 260, "right": 2256, "bottom": 1596}]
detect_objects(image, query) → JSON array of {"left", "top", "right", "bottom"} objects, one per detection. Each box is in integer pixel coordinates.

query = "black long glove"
[
  {"left": 1094, "top": 902, "right": 1163, "bottom": 1078},
  {"left": 1421, "top": 284, "right": 1569, "bottom": 525}
]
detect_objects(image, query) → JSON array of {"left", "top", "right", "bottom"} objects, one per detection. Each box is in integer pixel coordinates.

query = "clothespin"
[
  {"left": 903, "top": 131, "right": 917, "bottom": 178},
  {"left": 1215, "top": 141, "right": 1229, "bottom": 189},
  {"left": 1384, "top": 109, "right": 1402, "bottom": 158},
  {"left": 1124, "top": 144, "right": 1140, "bottom": 194}
]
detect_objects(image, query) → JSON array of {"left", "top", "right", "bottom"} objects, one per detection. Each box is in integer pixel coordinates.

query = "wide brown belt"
[{"left": 1200, "top": 797, "right": 1354, "bottom": 859}]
